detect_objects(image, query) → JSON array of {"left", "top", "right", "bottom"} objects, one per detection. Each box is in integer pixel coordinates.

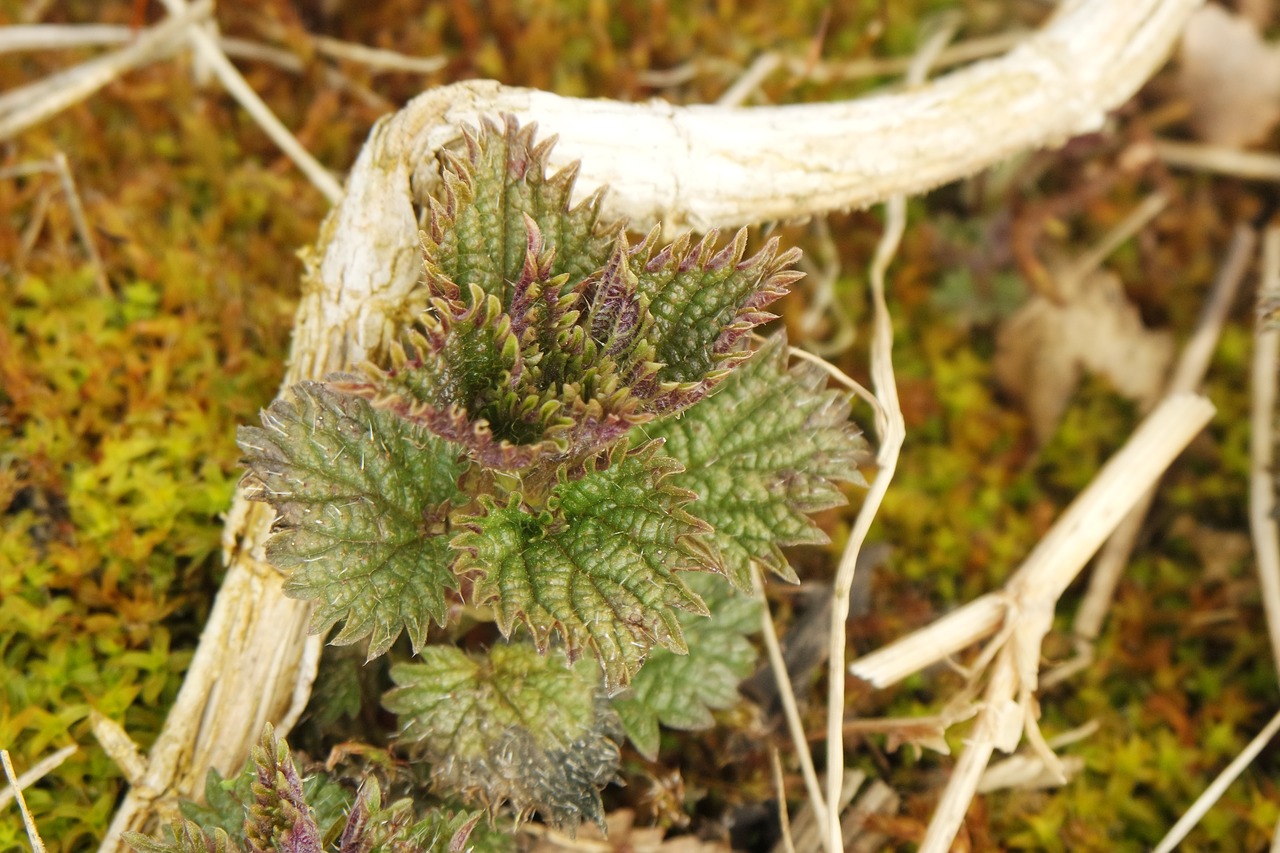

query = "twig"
[
  {"left": 0, "top": 0, "right": 213, "bottom": 141},
  {"left": 0, "top": 745, "right": 76, "bottom": 811},
  {"left": 752, "top": 567, "right": 830, "bottom": 851},
  {"left": 716, "top": 52, "right": 783, "bottom": 107},
  {"left": 0, "top": 22, "right": 447, "bottom": 77},
  {"left": 822, "top": 20, "right": 957, "bottom": 849},
  {"left": 52, "top": 153, "right": 109, "bottom": 294},
  {"left": 1156, "top": 139, "right": 1280, "bottom": 183},
  {"left": 2, "top": 750, "right": 48, "bottom": 853},
  {"left": 0, "top": 155, "right": 110, "bottom": 293},
  {"left": 901, "top": 392, "right": 1215, "bottom": 852},
  {"left": 848, "top": 593, "right": 1006, "bottom": 689},
  {"left": 769, "top": 747, "right": 799, "bottom": 853},
  {"left": 308, "top": 34, "right": 447, "bottom": 75},
  {"left": 1154, "top": 705, "right": 1280, "bottom": 852},
  {"left": 0, "top": 23, "right": 137, "bottom": 53},
  {"left": 153, "top": 0, "right": 342, "bottom": 203},
  {"left": 1252, "top": 226, "right": 1280, "bottom": 683},
  {"left": 1049, "top": 222, "right": 1258, "bottom": 684}
]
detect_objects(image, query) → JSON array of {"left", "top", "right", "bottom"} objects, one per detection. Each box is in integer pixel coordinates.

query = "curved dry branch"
[{"left": 100, "top": 0, "right": 1199, "bottom": 847}]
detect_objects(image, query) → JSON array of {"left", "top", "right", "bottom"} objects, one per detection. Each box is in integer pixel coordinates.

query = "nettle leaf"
[
  {"left": 384, "top": 644, "right": 620, "bottom": 831},
  {"left": 238, "top": 382, "right": 468, "bottom": 657},
  {"left": 644, "top": 334, "right": 868, "bottom": 589},
  {"left": 612, "top": 572, "right": 760, "bottom": 760},
  {"left": 630, "top": 227, "right": 802, "bottom": 409},
  {"left": 454, "top": 440, "right": 713, "bottom": 687},
  {"left": 424, "top": 115, "right": 619, "bottom": 305},
  {"left": 338, "top": 116, "right": 801, "bottom": 471}
]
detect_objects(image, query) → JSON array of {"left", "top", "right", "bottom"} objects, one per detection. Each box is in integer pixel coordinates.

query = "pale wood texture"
[{"left": 100, "top": 0, "right": 1200, "bottom": 846}]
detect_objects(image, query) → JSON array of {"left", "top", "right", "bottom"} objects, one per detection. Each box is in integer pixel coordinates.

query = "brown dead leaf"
[
  {"left": 1169, "top": 513, "right": 1253, "bottom": 582},
  {"left": 1179, "top": 4, "right": 1280, "bottom": 147},
  {"left": 994, "top": 271, "right": 1173, "bottom": 445}
]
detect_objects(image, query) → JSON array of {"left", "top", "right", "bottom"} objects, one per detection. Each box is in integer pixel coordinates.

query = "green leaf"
[
  {"left": 384, "top": 644, "right": 620, "bottom": 831},
  {"left": 612, "top": 572, "right": 760, "bottom": 759},
  {"left": 454, "top": 440, "right": 713, "bottom": 687},
  {"left": 340, "top": 116, "right": 802, "bottom": 471},
  {"left": 245, "top": 725, "right": 323, "bottom": 853},
  {"left": 238, "top": 382, "right": 468, "bottom": 657},
  {"left": 643, "top": 334, "right": 868, "bottom": 588},
  {"left": 632, "top": 227, "right": 802, "bottom": 399},
  {"left": 424, "top": 115, "right": 619, "bottom": 307},
  {"left": 124, "top": 823, "right": 238, "bottom": 853}
]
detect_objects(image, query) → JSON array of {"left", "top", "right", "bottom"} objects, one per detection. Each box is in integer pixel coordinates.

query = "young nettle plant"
[{"left": 236, "top": 116, "right": 867, "bottom": 831}]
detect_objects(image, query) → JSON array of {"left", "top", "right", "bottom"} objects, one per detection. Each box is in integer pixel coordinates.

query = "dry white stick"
[
  {"left": 849, "top": 593, "right": 1006, "bottom": 688},
  {"left": 1156, "top": 139, "right": 1280, "bottom": 182},
  {"left": 308, "top": 34, "right": 447, "bottom": 75},
  {"left": 2, "top": 750, "right": 47, "bottom": 853},
  {"left": 1154, "top": 705, "right": 1280, "bottom": 852},
  {"left": 90, "top": 711, "right": 147, "bottom": 787},
  {"left": 152, "top": 0, "right": 342, "bottom": 202},
  {"left": 0, "top": 0, "right": 212, "bottom": 141},
  {"left": 920, "top": 643, "right": 1016, "bottom": 852},
  {"left": 0, "top": 23, "right": 139, "bottom": 52},
  {"left": 1251, "top": 227, "right": 1280, "bottom": 682},
  {"left": 344, "top": 0, "right": 1200, "bottom": 237},
  {"left": 0, "top": 23, "right": 446, "bottom": 78},
  {"left": 0, "top": 745, "right": 76, "bottom": 811},
  {"left": 912, "top": 392, "right": 1215, "bottom": 853},
  {"left": 1065, "top": 223, "right": 1257, "bottom": 661},
  {"left": 716, "top": 52, "right": 784, "bottom": 107}
]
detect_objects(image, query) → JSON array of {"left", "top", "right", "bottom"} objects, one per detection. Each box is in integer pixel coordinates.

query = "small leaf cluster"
[
  {"left": 237, "top": 116, "right": 867, "bottom": 829},
  {"left": 125, "top": 725, "right": 505, "bottom": 853}
]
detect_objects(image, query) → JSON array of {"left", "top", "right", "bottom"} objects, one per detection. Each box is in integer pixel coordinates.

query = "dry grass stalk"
[
  {"left": 97, "top": 0, "right": 1203, "bottom": 844},
  {"left": 752, "top": 566, "right": 830, "bottom": 845},
  {"left": 1251, "top": 226, "right": 1280, "bottom": 680},
  {"left": 0, "top": 154, "right": 110, "bottom": 295},
  {"left": 0, "top": 0, "right": 213, "bottom": 141},
  {"left": 1156, "top": 138, "right": 1280, "bottom": 182},
  {"left": 0, "top": 745, "right": 76, "bottom": 811},
  {"left": 2, "top": 749, "right": 48, "bottom": 853},
  {"left": 823, "top": 189, "right": 907, "bottom": 853},
  {"left": 1154, "top": 705, "right": 1280, "bottom": 852},
  {"left": 636, "top": 30, "right": 1027, "bottom": 90},
  {"left": 1052, "top": 221, "right": 1259, "bottom": 686},
  {"left": 858, "top": 391, "right": 1216, "bottom": 852},
  {"left": 153, "top": 0, "right": 342, "bottom": 202}
]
